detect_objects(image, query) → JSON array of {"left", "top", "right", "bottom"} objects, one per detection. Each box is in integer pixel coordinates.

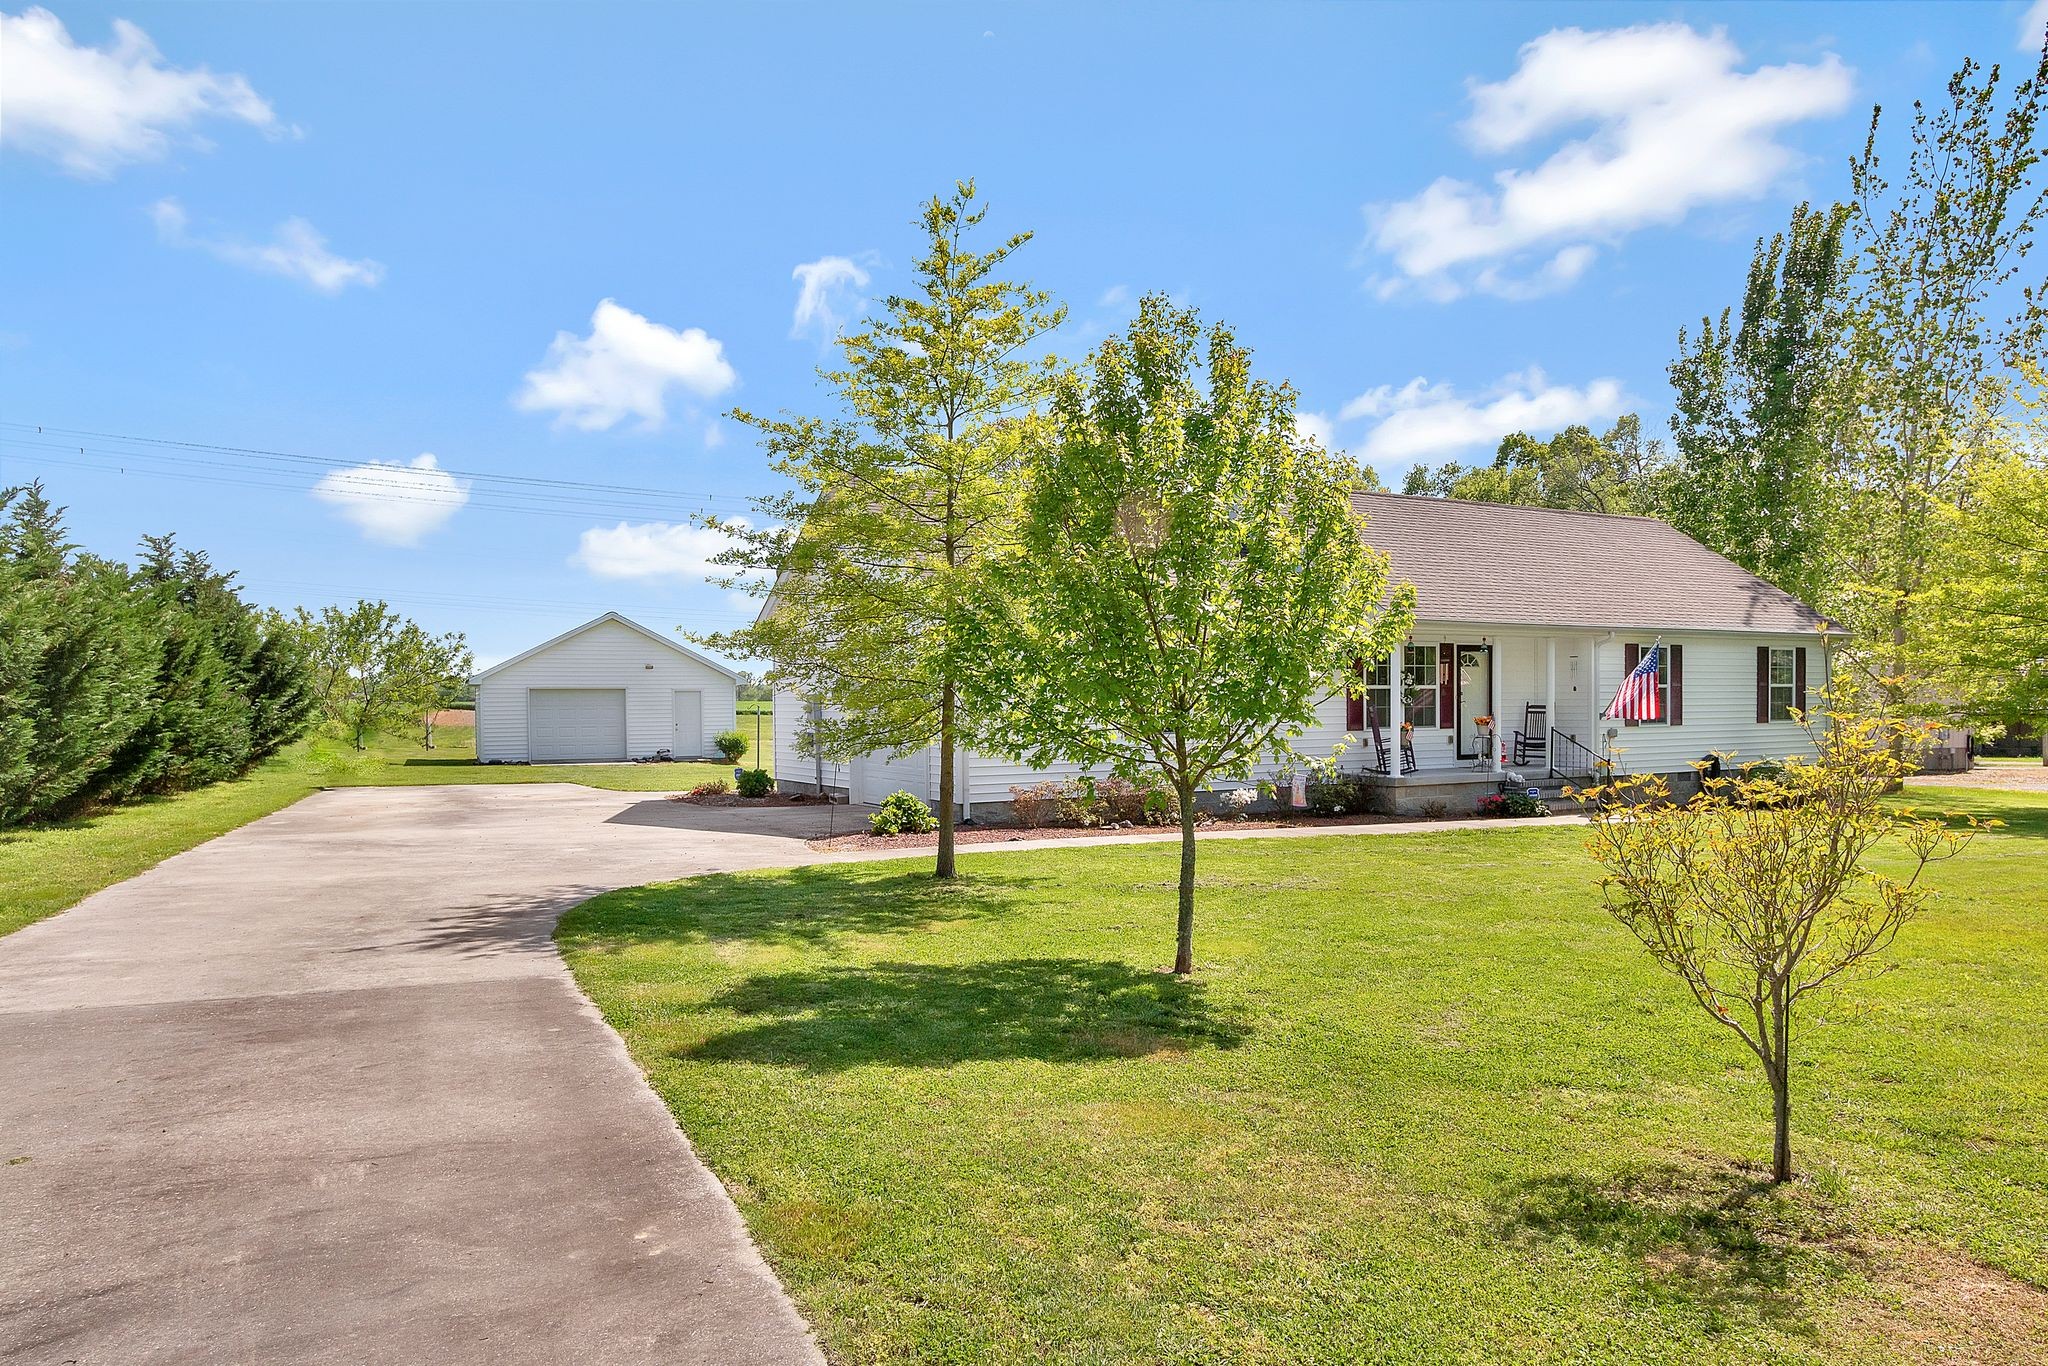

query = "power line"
[{"left": 0, "top": 420, "right": 765, "bottom": 508}]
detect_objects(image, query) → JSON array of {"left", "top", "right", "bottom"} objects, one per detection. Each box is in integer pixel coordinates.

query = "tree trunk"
[
  {"left": 1173, "top": 781, "right": 1197, "bottom": 976},
  {"left": 1768, "top": 993, "right": 1793, "bottom": 1183},
  {"left": 935, "top": 679, "right": 957, "bottom": 880}
]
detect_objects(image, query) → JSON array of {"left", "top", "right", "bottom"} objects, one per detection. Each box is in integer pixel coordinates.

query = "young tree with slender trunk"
[
  {"left": 699, "top": 182, "right": 1064, "bottom": 878},
  {"left": 1576, "top": 704, "right": 1984, "bottom": 1183},
  {"left": 965, "top": 296, "right": 1415, "bottom": 976}
]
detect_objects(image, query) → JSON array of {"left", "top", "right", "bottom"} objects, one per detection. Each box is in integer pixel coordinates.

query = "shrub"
[
  {"left": 734, "top": 767, "right": 774, "bottom": 798},
  {"left": 1305, "top": 772, "right": 1372, "bottom": 817},
  {"left": 715, "top": 729, "right": 751, "bottom": 763},
  {"left": 1217, "top": 786, "right": 1260, "bottom": 816},
  {"left": 870, "top": 790, "right": 938, "bottom": 835},
  {"left": 1477, "top": 789, "right": 1546, "bottom": 818},
  {"left": 1086, "top": 774, "right": 1178, "bottom": 825},
  {"left": 689, "top": 778, "right": 731, "bottom": 796},
  {"left": 1419, "top": 799, "right": 1452, "bottom": 820},
  {"left": 1010, "top": 779, "right": 1087, "bottom": 828}
]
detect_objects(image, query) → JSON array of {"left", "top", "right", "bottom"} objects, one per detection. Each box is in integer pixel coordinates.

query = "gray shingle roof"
[{"left": 1351, "top": 493, "right": 1832, "bottom": 635}]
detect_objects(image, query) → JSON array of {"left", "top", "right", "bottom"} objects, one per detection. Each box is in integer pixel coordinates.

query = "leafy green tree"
[
  {"left": 1833, "top": 44, "right": 2048, "bottom": 715},
  {"left": 0, "top": 485, "right": 158, "bottom": 824},
  {"left": 966, "top": 297, "right": 1416, "bottom": 976},
  {"left": 388, "top": 622, "right": 473, "bottom": 750},
  {"left": 1930, "top": 372, "right": 2048, "bottom": 728},
  {"left": 1402, "top": 416, "right": 1670, "bottom": 516},
  {"left": 1667, "top": 202, "right": 1851, "bottom": 606},
  {"left": 698, "top": 182, "right": 1065, "bottom": 878},
  {"left": 298, "top": 600, "right": 411, "bottom": 750}
]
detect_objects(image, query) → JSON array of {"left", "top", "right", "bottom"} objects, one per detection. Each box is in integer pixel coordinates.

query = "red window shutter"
[
  {"left": 1623, "top": 642, "right": 1640, "bottom": 728},
  {"left": 1347, "top": 658, "right": 1364, "bottom": 731},
  {"left": 1757, "top": 646, "right": 1771, "bottom": 723},
  {"left": 1438, "top": 643, "right": 1455, "bottom": 729},
  {"left": 1668, "top": 644, "right": 1683, "bottom": 726},
  {"left": 1795, "top": 646, "right": 1808, "bottom": 716}
]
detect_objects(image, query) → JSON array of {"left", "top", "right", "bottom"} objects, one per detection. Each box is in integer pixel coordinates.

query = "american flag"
[{"left": 1604, "top": 643, "right": 1661, "bottom": 722}]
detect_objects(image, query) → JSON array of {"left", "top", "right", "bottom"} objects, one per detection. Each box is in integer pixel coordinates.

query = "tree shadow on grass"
[
  {"left": 1498, "top": 1158, "right": 1865, "bottom": 1329},
  {"left": 679, "top": 957, "right": 1249, "bottom": 1071},
  {"left": 559, "top": 868, "right": 1040, "bottom": 951}
]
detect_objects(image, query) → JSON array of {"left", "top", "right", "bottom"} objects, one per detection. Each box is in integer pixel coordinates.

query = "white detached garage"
[{"left": 471, "top": 612, "right": 739, "bottom": 764}]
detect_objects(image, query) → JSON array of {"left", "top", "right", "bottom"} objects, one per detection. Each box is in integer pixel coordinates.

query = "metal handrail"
[{"left": 1549, "top": 730, "right": 1603, "bottom": 781}]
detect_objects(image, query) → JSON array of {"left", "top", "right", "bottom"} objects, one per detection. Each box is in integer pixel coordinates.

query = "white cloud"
[
  {"left": 311, "top": 454, "right": 469, "bottom": 545},
  {"left": 516, "top": 300, "right": 737, "bottom": 432},
  {"left": 572, "top": 520, "right": 744, "bottom": 583},
  {"left": 1097, "top": 284, "right": 1131, "bottom": 308},
  {"left": 1367, "top": 24, "right": 1852, "bottom": 300},
  {"left": 2023, "top": 0, "right": 2048, "bottom": 50},
  {"left": 1294, "top": 411, "right": 1335, "bottom": 449},
  {"left": 151, "top": 198, "right": 383, "bottom": 293},
  {"left": 1344, "top": 369, "right": 1626, "bottom": 463},
  {"left": 0, "top": 7, "right": 284, "bottom": 178},
  {"left": 790, "top": 255, "right": 871, "bottom": 340}
]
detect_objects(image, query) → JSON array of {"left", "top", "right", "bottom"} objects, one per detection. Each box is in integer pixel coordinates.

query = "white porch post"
[
  {"left": 1489, "top": 641, "right": 1504, "bottom": 773},
  {"left": 1545, "top": 638, "right": 1557, "bottom": 773}
]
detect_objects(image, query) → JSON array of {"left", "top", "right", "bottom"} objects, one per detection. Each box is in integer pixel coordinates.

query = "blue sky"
[{"left": 4, "top": 1, "right": 2044, "bottom": 667}]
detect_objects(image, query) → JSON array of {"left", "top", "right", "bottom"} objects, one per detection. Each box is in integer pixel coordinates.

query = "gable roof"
[
  {"left": 470, "top": 611, "right": 742, "bottom": 683},
  {"left": 1351, "top": 492, "right": 1833, "bottom": 635}
]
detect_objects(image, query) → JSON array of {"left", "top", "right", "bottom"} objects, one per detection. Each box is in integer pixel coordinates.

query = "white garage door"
[{"left": 528, "top": 689, "right": 627, "bottom": 762}]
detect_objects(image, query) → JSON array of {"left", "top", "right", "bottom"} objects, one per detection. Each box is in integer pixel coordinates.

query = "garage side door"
[{"left": 528, "top": 689, "right": 627, "bottom": 762}]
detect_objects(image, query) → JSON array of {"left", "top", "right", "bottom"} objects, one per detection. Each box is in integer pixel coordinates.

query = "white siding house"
[
  {"left": 472, "top": 613, "right": 739, "bottom": 764},
  {"left": 770, "top": 495, "right": 1843, "bottom": 815}
]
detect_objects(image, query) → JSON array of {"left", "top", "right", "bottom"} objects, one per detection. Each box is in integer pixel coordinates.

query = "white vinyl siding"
[{"left": 474, "top": 618, "right": 736, "bottom": 762}]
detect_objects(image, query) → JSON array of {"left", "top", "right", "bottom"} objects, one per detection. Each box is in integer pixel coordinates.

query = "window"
[
  {"left": 1402, "top": 644, "right": 1439, "bottom": 728},
  {"left": 1633, "top": 644, "right": 1671, "bottom": 724},
  {"left": 1363, "top": 657, "right": 1392, "bottom": 728},
  {"left": 1768, "top": 647, "right": 1797, "bottom": 721}
]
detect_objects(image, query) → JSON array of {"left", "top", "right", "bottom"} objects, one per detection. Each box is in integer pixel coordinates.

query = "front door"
[
  {"left": 1455, "top": 644, "right": 1492, "bottom": 761},
  {"left": 672, "top": 689, "right": 704, "bottom": 758}
]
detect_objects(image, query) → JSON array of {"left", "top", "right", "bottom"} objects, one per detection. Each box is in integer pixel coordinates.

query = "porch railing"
[{"left": 1549, "top": 731, "right": 1603, "bottom": 782}]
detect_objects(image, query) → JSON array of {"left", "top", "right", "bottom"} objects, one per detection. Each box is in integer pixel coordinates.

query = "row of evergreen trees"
[{"left": 0, "top": 484, "right": 317, "bottom": 827}]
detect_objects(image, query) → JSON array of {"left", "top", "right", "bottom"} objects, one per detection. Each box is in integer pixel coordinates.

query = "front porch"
[{"left": 1349, "top": 627, "right": 1618, "bottom": 811}]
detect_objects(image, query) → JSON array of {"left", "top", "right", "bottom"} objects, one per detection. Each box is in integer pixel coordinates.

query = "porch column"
[
  {"left": 1489, "top": 642, "right": 1504, "bottom": 773},
  {"left": 1544, "top": 638, "right": 1557, "bottom": 773},
  {"left": 1588, "top": 637, "right": 1602, "bottom": 761}
]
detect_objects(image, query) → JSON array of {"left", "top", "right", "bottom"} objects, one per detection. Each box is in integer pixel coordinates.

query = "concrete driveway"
[{"left": 0, "top": 784, "right": 870, "bottom": 1365}]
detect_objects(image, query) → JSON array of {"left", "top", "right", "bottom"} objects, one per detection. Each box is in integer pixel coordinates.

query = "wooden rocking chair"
[
  {"left": 1368, "top": 702, "right": 1419, "bottom": 776},
  {"left": 1513, "top": 703, "right": 1549, "bottom": 767}
]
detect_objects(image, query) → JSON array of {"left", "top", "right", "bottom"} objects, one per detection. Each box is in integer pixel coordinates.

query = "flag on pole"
[{"left": 1604, "top": 642, "right": 1662, "bottom": 722}]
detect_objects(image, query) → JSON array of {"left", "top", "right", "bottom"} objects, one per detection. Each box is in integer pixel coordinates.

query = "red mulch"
[
  {"left": 668, "top": 791, "right": 832, "bottom": 808},
  {"left": 428, "top": 709, "right": 475, "bottom": 727},
  {"left": 810, "top": 810, "right": 1423, "bottom": 852}
]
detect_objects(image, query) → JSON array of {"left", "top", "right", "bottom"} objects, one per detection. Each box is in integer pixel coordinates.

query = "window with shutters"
[
  {"left": 1768, "top": 647, "right": 1797, "bottom": 720},
  {"left": 1364, "top": 657, "right": 1392, "bottom": 728},
  {"left": 1401, "top": 645, "right": 1439, "bottom": 728}
]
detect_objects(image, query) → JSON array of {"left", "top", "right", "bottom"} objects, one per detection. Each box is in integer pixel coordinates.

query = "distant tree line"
[{"left": 0, "top": 483, "right": 316, "bottom": 826}]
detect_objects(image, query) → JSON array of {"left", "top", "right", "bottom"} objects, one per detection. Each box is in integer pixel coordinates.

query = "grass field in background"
[
  {"left": 0, "top": 721, "right": 771, "bottom": 938},
  {"left": 561, "top": 785, "right": 2048, "bottom": 1364}
]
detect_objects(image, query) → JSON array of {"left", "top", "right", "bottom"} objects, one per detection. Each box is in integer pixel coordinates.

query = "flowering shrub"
[
  {"left": 869, "top": 790, "right": 938, "bottom": 835},
  {"left": 1478, "top": 789, "right": 1546, "bottom": 818},
  {"left": 1218, "top": 786, "right": 1260, "bottom": 814},
  {"left": 689, "top": 778, "right": 732, "bottom": 796}
]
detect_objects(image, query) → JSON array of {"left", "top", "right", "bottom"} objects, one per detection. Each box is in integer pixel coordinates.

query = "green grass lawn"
[
  {"left": 0, "top": 723, "right": 761, "bottom": 938},
  {"left": 560, "top": 785, "right": 2048, "bottom": 1364}
]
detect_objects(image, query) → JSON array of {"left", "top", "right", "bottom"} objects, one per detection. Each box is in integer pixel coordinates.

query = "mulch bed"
[
  {"left": 668, "top": 792, "right": 831, "bottom": 808},
  {"left": 810, "top": 810, "right": 1423, "bottom": 852}
]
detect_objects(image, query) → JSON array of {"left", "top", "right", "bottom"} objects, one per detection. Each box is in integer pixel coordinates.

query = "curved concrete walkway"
[{"left": 0, "top": 785, "right": 849, "bottom": 1365}]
